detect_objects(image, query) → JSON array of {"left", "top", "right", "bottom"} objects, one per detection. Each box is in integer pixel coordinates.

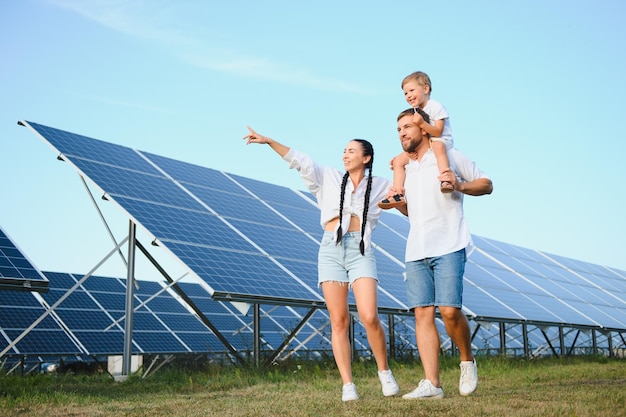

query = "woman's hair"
[
  {"left": 336, "top": 139, "right": 374, "bottom": 255},
  {"left": 401, "top": 71, "right": 432, "bottom": 93}
]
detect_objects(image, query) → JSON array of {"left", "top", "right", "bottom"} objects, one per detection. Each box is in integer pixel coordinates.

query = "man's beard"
[{"left": 402, "top": 139, "right": 418, "bottom": 153}]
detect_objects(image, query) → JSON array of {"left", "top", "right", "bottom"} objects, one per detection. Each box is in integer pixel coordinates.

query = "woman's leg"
[
  {"left": 321, "top": 281, "right": 352, "bottom": 383},
  {"left": 352, "top": 277, "right": 389, "bottom": 371}
]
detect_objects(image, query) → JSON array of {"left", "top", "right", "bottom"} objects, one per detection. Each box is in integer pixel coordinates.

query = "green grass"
[{"left": 1, "top": 356, "right": 625, "bottom": 416}]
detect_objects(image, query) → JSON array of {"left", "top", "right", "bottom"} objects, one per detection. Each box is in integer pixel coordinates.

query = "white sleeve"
[
  {"left": 282, "top": 148, "right": 325, "bottom": 195},
  {"left": 449, "top": 149, "right": 489, "bottom": 182}
]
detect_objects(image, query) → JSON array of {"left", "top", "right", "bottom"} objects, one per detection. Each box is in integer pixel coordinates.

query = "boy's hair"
[{"left": 401, "top": 71, "right": 432, "bottom": 93}]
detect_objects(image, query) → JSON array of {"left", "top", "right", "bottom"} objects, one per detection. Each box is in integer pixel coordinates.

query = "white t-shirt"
[
  {"left": 404, "top": 147, "right": 489, "bottom": 262},
  {"left": 423, "top": 99, "right": 454, "bottom": 150}
]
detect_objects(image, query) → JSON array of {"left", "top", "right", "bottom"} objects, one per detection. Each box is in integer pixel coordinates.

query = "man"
[{"left": 392, "top": 108, "right": 493, "bottom": 399}]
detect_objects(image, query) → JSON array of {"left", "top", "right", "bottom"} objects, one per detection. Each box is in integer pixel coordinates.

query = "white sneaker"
[
  {"left": 459, "top": 359, "right": 478, "bottom": 396},
  {"left": 342, "top": 382, "right": 359, "bottom": 402},
  {"left": 378, "top": 369, "right": 400, "bottom": 396},
  {"left": 402, "top": 379, "right": 444, "bottom": 399}
]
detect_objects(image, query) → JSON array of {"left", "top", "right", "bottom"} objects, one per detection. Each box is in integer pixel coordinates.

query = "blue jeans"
[{"left": 405, "top": 248, "right": 466, "bottom": 309}]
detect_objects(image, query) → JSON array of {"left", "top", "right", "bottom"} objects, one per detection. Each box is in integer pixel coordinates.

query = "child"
[{"left": 379, "top": 71, "right": 455, "bottom": 209}]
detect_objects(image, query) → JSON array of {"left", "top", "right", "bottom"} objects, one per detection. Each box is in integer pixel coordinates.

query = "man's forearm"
[{"left": 457, "top": 178, "right": 493, "bottom": 196}]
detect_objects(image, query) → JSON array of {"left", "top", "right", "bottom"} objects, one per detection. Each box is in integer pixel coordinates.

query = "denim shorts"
[
  {"left": 404, "top": 248, "right": 466, "bottom": 309},
  {"left": 318, "top": 231, "right": 378, "bottom": 285}
]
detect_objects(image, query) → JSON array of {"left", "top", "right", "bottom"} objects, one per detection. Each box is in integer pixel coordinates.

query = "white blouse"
[{"left": 282, "top": 148, "right": 391, "bottom": 249}]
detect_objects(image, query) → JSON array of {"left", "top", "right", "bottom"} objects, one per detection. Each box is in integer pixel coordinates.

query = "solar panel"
[
  {"left": 465, "top": 236, "right": 626, "bottom": 329},
  {"left": 0, "top": 226, "right": 48, "bottom": 292},
  {"left": 37, "top": 272, "right": 230, "bottom": 355},
  {"left": 0, "top": 289, "right": 83, "bottom": 356},
  {"left": 18, "top": 121, "right": 626, "bottom": 336}
]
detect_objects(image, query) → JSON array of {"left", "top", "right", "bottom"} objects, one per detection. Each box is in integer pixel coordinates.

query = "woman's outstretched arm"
[{"left": 243, "top": 126, "right": 290, "bottom": 157}]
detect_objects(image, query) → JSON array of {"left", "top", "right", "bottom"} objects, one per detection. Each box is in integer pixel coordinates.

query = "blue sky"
[{"left": 2, "top": 0, "right": 626, "bottom": 279}]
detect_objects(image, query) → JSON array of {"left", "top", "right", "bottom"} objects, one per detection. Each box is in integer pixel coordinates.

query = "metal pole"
[
  {"left": 592, "top": 329, "right": 598, "bottom": 355},
  {"left": 122, "top": 221, "right": 137, "bottom": 377},
  {"left": 522, "top": 323, "right": 529, "bottom": 358},
  {"left": 499, "top": 322, "right": 506, "bottom": 356},
  {"left": 388, "top": 314, "right": 395, "bottom": 360},
  {"left": 253, "top": 303, "right": 260, "bottom": 368}
]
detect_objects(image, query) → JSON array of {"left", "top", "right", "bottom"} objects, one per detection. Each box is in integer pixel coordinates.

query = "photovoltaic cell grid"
[
  {"left": 0, "top": 288, "right": 81, "bottom": 355},
  {"left": 0, "top": 226, "right": 48, "bottom": 292},
  {"left": 466, "top": 236, "right": 626, "bottom": 330},
  {"left": 19, "top": 121, "right": 626, "bottom": 332},
  {"left": 38, "top": 272, "right": 230, "bottom": 355}
]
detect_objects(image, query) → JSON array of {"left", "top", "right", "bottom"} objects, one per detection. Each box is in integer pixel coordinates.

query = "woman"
[{"left": 243, "top": 126, "right": 399, "bottom": 402}]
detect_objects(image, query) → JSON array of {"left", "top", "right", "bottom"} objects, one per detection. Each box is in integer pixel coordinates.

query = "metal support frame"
[
  {"left": 134, "top": 240, "right": 246, "bottom": 365},
  {"left": 592, "top": 329, "right": 598, "bottom": 355},
  {"left": 121, "top": 221, "right": 137, "bottom": 378},
  {"left": 253, "top": 304, "right": 261, "bottom": 368},
  {"left": 499, "top": 322, "right": 506, "bottom": 356},
  {"left": 470, "top": 322, "right": 481, "bottom": 343},
  {"left": 142, "top": 354, "right": 175, "bottom": 378},
  {"left": 266, "top": 307, "right": 318, "bottom": 365},
  {"left": 567, "top": 330, "right": 581, "bottom": 356},
  {"left": 388, "top": 314, "right": 395, "bottom": 359},
  {"left": 522, "top": 324, "right": 529, "bottom": 358},
  {"left": 539, "top": 328, "right": 559, "bottom": 357}
]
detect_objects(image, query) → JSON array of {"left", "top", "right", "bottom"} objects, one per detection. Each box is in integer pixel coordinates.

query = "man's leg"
[
  {"left": 439, "top": 306, "right": 473, "bottom": 362},
  {"left": 434, "top": 247, "right": 478, "bottom": 396},
  {"left": 414, "top": 306, "right": 441, "bottom": 387},
  {"left": 441, "top": 307, "right": 478, "bottom": 396}
]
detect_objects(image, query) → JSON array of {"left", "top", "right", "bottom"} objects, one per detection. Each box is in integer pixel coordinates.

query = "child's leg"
[
  {"left": 378, "top": 152, "right": 409, "bottom": 209},
  {"left": 391, "top": 159, "right": 407, "bottom": 196},
  {"left": 430, "top": 140, "right": 453, "bottom": 193}
]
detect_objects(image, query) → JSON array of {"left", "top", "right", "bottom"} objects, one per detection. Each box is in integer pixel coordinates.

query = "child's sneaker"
[
  {"left": 341, "top": 382, "right": 359, "bottom": 402},
  {"left": 378, "top": 369, "right": 400, "bottom": 396},
  {"left": 378, "top": 194, "right": 406, "bottom": 209}
]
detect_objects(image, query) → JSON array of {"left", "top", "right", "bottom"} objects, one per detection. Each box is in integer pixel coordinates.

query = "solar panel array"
[
  {"left": 465, "top": 236, "right": 626, "bottom": 330},
  {"left": 0, "top": 226, "right": 48, "bottom": 292},
  {"left": 18, "top": 120, "right": 626, "bottom": 335},
  {"left": 1, "top": 271, "right": 381, "bottom": 362},
  {"left": 1, "top": 265, "right": 614, "bottom": 365}
]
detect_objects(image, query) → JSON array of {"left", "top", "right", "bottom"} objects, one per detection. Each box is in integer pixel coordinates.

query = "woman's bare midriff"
[{"left": 324, "top": 215, "right": 361, "bottom": 232}]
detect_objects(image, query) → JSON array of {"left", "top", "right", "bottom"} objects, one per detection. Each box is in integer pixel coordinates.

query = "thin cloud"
[
  {"left": 72, "top": 93, "right": 181, "bottom": 116},
  {"left": 184, "top": 54, "right": 373, "bottom": 95},
  {"left": 48, "top": 0, "right": 374, "bottom": 95}
]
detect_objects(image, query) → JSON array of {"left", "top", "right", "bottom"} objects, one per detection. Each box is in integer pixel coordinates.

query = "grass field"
[{"left": 1, "top": 355, "right": 625, "bottom": 416}]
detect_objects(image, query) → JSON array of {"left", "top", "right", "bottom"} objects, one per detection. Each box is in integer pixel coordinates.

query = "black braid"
[
  {"left": 335, "top": 172, "right": 349, "bottom": 244},
  {"left": 351, "top": 139, "right": 375, "bottom": 255},
  {"left": 360, "top": 166, "right": 373, "bottom": 255}
]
